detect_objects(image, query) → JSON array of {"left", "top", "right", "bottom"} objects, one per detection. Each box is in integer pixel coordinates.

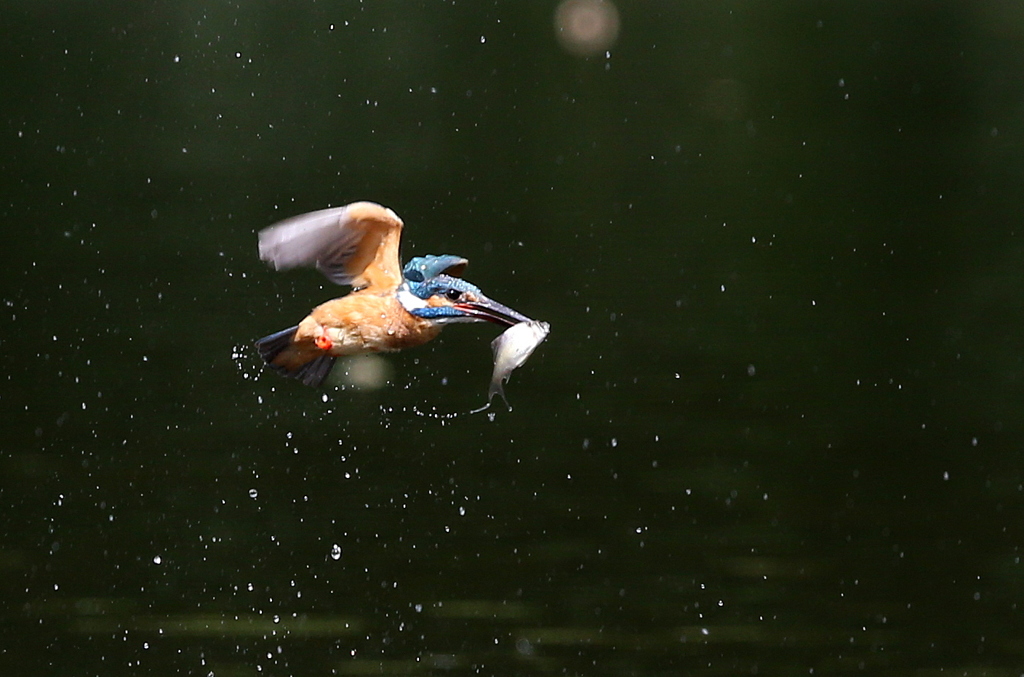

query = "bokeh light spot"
[{"left": 554, "top": 0, "right": 620, "bottom": 57}]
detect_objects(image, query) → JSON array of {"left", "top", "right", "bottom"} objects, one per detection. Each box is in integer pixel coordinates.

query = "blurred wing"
[{"left": 258, "top": 201, "right": 404, "bottom": 292}]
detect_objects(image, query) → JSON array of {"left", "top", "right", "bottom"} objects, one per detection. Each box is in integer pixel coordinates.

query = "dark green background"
[{"left": 4, "top": 2, "right": 1024, "bottom": 674}]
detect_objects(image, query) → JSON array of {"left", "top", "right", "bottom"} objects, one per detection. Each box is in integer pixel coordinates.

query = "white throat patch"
[{"left": 396, "top": 285, "right": 428, "bottom": 312}]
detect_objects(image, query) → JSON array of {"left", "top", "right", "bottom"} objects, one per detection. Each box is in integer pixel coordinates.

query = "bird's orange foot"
[{"left": 314, "top": 333, "right": 333, "bottom": 351}]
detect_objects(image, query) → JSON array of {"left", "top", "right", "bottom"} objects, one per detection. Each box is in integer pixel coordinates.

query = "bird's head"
[
  {"left": 403, "top": 254, "right": 468, "bottom": 283},
  {"left": 398, "top": 274, "right": 530, "bottom": 327}
]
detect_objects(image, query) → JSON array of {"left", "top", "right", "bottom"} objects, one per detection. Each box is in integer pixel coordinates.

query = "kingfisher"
[{"left": 255, "top": 201, "right": 532, "bottom": 387}]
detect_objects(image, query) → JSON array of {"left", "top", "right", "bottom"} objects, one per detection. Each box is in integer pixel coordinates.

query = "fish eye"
[{"left": 445, "top": 288, "right": 462, "bottom": 301}]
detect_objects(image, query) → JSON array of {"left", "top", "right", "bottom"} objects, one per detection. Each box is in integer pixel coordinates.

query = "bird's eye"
[{"left": 445, "top": 288, "right": 462, "bottom": 301}]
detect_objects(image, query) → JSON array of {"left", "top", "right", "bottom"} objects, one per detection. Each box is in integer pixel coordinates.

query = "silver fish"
[{"left": 486, "top": 320, "right": 550, "bottom": 408}]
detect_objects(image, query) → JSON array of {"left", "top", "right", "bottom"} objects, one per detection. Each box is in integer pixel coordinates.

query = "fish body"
[{"left": 487, "top": 320, "right": 550, "bottom": 407}]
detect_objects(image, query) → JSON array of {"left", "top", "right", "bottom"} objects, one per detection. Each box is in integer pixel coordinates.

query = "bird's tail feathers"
[
  {"left": 255, "top": 326, "right": 337, "bottom": 387},
  {"left": 255, "top": 325, "right": 298, "bottom": 363}
]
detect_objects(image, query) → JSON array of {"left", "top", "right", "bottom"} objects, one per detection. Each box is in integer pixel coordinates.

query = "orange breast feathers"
[{"left": 296, "top": 293, "right": 442, "bottom": 356}]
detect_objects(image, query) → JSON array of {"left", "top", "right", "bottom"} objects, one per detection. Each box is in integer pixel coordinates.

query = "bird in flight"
[{"left": 255, "top": 201, "right": 544, "bottom": 389}]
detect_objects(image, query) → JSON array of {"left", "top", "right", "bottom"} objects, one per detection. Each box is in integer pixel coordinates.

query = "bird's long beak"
[{"left": 455, "top": 294, "right": 531, "bottom": 327}]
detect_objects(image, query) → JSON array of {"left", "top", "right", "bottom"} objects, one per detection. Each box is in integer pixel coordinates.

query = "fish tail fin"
[{"left": 488, "top": 379, "right": 510, "bottom": 409}]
